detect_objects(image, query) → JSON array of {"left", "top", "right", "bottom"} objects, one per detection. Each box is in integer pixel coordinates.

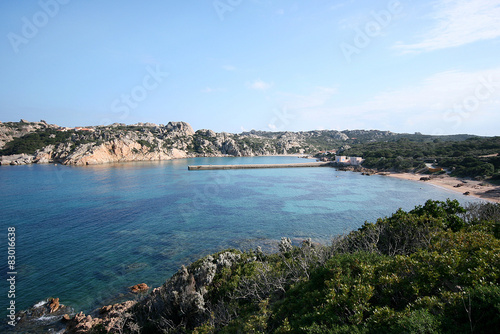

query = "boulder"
[
  {"left": 166, "top": 121, "right": 195, "bottom": 136},
  {"left": 65, "top": 301, "right": 136, "bottom": 334},
  {"left": 129, "top": 283, "right": 149, "bottom": 293},
  {"left": 12, "top": 298, "right": 73, "bottom": 332},
  {"left": 48, "top": 298, "right": 60, "bottom": 313}
]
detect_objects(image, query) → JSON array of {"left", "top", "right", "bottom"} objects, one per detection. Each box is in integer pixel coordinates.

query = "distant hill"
[{"left": 0, "top": 119, "right": 483, "bottom": 166}]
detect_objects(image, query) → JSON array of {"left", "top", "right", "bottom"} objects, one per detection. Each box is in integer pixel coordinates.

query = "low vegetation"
[
  {"left": 343, "top": 137, "right": 500, "bottom": 179},
  {"left": 100, "top": 200, "right": 499, "bottom": 333},
  {"left": 0, "top": 129, "right": 74, "bottom": 155}
]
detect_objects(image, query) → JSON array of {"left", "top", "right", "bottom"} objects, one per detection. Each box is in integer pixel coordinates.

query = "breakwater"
[{"left": 188, "top": 162, "right": 332, "bottom": 170}]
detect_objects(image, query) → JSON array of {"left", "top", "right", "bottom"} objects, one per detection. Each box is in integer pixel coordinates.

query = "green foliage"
[
  {"left": 440, "top": 157, "right": 496, "bottom": 178},
  {"left": 221, "top": 299, "right": 271, "bottom": 333},
  {"left": 362, "top": 156, "right": 426, "bottom": 172},
  {"left": 271, "top": 252, "right": 386, "bottom": 332},
  {"left": 136, "top": 139, "right": 152, "bottom": 148},
  {"left": 410, "top": 199, "right": 466, "bottom": 232},
  {"left": 271, "top": 226, "right": 499, "bottom": 333},
  {"left": 340, "top": 200, "right": 467, "bottom": 256},
  {"left": 125, "top": 200, "right": 500, "bottom": 333},
  {"left": 463, "top": 202, "right": 500, "bottom": 237},
  {"left": 135, "top": 139, "right": 158, "bottom": 152},
  {"left": 162, "top": 138, "right": 174, "bottom": 149},
  {"left": 0, "top": 129, "right": 74, "bottom": 155},
  {"left": 441, "top": 285, "right": 500, "bottom": 334},
  {"left": 344, "top": 136, "right": 500, "bottom": 177}
]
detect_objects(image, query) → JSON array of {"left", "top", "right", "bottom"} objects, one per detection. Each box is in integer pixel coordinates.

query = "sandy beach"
[{"left": 383, "top": 172, "right": 500, "bottom": 203}]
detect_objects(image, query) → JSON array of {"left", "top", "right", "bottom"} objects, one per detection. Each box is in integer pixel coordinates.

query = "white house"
[
  {"left": 335, "top": 156, "right": 349, "bottom": 164},
  {"left": 335, "top": 155, "right": 364, "bottom": 165}
]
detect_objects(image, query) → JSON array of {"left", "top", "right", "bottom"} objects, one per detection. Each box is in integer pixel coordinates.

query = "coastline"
[
  {"left": 383, "top": 172, "right": 500, "bottom": 203},
  {"left": 0, "top": 152, "right": 314, "bottom": 166}
]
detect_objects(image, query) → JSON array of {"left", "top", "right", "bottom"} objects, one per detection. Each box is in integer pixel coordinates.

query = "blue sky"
[{"left": 1, "top": 0, "right": 499, "bottom": 135}]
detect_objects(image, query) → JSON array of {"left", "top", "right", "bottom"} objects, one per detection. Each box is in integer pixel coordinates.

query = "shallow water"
[{"left": 0, "top": 156, "right": 483, "bottom": 312}]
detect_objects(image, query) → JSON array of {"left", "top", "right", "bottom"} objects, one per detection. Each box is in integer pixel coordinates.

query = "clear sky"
[{"left": 1, "top": 0, "right": 499, "bottom": 135}]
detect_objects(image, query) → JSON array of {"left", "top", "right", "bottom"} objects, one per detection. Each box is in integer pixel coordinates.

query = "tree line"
[{"left": 343, "top": 137, "right": 500, "bottom": 180}]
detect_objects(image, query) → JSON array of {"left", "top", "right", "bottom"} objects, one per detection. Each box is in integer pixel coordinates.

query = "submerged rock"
[
  {"left": 48, "top": 297, "right": 61, "bottom": 313},
  {"left": 129, "top": 283, "right": 149, "bottom": 293},
  {"left": 4, "top": 298, "right": 74, "bottom": 333}
]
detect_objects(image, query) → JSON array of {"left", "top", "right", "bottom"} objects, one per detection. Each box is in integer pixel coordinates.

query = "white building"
[{"left": 335, "top": 155, "right": 364, "bottom": 165}]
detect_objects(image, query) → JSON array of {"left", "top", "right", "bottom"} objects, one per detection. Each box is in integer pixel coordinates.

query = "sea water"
[{"left": 0, "top": 156, "right": 483, "bottom": 313}]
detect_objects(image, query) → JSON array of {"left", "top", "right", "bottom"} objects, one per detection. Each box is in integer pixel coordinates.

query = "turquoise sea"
[{"left": 0, "top": 156, "right": 484, "bottom": 313}]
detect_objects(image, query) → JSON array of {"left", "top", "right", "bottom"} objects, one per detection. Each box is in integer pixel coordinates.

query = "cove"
[{"left": 0, "top": 156, "right": 483, "bottom": 313}]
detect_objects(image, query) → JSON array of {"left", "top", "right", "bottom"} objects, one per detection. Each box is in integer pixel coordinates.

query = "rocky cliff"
[{"left": 0, "top": 120, "right": 397, "bottom": 166}]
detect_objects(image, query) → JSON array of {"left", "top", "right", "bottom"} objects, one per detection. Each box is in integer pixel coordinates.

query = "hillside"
[
  {"left": 0, "top": 120, "right": 399, "bottom": 166},
  {"left": 0, "top": 119, "right": 485, "bottom": 167},
  {"left": 341, "top": 136, "right": 500, "bottom": 181}
]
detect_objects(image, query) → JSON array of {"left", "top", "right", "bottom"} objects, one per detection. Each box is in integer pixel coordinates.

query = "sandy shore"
[{"left": 383, "top": 172, "right": 500, "bottom": 203}]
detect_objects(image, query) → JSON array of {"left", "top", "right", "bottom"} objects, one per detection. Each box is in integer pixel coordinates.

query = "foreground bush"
[{"left": 82, "top": 200, "right": 499, "bottom": 333}]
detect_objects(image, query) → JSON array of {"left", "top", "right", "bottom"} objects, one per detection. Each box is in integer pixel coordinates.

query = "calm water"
[{"left": 0, "top": 156, "right": 483, "bottom": 313}]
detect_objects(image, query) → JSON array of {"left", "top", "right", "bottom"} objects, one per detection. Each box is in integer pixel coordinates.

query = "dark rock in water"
[
  {"left": 48, "top": 297, "right": 61, "bottom": 313},
  {"left": 3, "top": 298, "right": 74, "bottom": 333},
  {"left": 129, "top": 283, "right": 149, "bottom": 293}
]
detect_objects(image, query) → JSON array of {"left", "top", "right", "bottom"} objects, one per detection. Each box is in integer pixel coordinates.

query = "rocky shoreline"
[{"left": 7, "top": 251, "right": 246, "bottom": 333}]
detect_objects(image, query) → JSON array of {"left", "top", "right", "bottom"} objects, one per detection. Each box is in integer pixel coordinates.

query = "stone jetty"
[{"left": 188, "top": 162, "right": 332, "bottom": 170}]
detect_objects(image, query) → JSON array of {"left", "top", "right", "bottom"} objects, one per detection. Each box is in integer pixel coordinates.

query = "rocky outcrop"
[
  {"left": 62, "top": 138, "right": 173, "bottom": 165},
  {"left": 48, "top": 298, "right": 61, "bottom": 313},
  {"left": 2, "top": 119, "right": 402, "bottom": 166},
  {"left": 343, "top": 129, "right": 393, "bottom": 140},
  {"left": 0, "top": 119, "right": 56, "bottom": 149},
  {"left": 138, "top": 251, "right": 242, "bottom": 326},
  {"left": 65, "top": 301, "right": 137, "bottom": 334},
  {"left": 8, "top": 298, "right": 73, "bottom": 333},
  {"left": 129, "top": 283, "right": 149, "bottom": 293},
  {"left": 0, "top": 154, "right": 34, "bottom": 165},
  {"left": 337, "top": 165, "right": 376, "bottom": 174},
  {"left": 165, "top": 121, "right": 195, "bottom": 136},
  {"left": 60, "top": 251, "right": 244, "bottom": 333}
]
